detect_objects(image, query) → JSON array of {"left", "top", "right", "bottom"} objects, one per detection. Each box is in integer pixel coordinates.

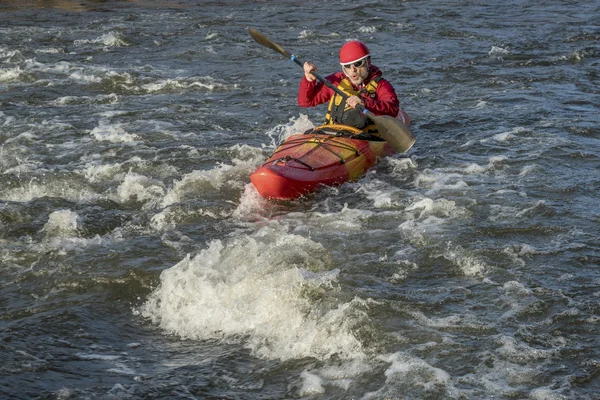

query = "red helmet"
[{"left": 339, "top": 41, "right": 370, "bottom": 64}]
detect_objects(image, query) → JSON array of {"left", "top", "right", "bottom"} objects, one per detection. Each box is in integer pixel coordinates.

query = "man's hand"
[
  {"left": 303, "top": 62, "right": 317, "bottom": 82},
  {"left": 346, "top": 95, "right": 364, "bottom": 109}
]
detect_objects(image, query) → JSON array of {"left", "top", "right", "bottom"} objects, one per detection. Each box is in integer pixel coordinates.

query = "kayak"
[{"left": 250, "top": 124, "right": 397, "bottom": 200}]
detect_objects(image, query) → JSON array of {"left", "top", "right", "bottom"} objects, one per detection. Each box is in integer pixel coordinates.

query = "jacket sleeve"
[
  {"left": 298, "top": 76, "right": 334, "bottom": 107},
  {"left": 361, "top": 79, "right": 400, "bottom": 117}
]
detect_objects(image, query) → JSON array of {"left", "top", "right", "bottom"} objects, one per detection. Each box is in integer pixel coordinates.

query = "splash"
[
  {"left": 90, "top": 120, "right": 140, "bottom": 143},
  {"left": 139, "top": 227, "right": 366, "bottom": 361},
  {"left": 489, "top": 46, "right": 510, "bottom": 58},
  {"left": 233, "top": 183, "right": 273, "bottom": 219},
  {"left": 414, "top": 170, "right": 468, "bottom": 196},
  {"left": 443, "top": 243, "right": 487, "bottom": 277},
  {"left": 298, "top": 30, "right": 314, "bottom": 39},
  {"left": 116, "top": 172, "right": 165, "bottom": 207},
  {"left": 0, "top": 66, "right": 22, "bottom": 83},
  {"left": 75, "top": 32, "right": 129, "bottom": 48},
  {"left": 364, "top": 352, "right": 456, "bottom": 399},
  {"left": 160, "top": 144, "right": 263, "bottom": 207},
  {"left": 265, "top": 114, "right": 315, "bottom": 148},
  {"left": 0, "top": 177, "right": 101, "bottom": 203},
  {"left": 358, "top": 26, "right": 377, "bottom": 34},
  {"left": 406, "top": 198, "right": 461, "bottom": 219},
  {"left": 41, "top": 210, "right": 80, "bottom": 239}
]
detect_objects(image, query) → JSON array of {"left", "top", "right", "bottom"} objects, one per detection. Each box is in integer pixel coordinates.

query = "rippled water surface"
[{"left": 1, "top": 1, "right": 599, "bottom": 399}]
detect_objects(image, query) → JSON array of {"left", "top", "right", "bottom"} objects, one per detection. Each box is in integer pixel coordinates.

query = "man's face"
[{"left": 342, "top": 58, "right": 369, "bottom": 86}]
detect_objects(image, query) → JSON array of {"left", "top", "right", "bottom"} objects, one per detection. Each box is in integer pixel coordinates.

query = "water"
[{"left": 1, "top": 1, "right": 599, "bottom": 399}]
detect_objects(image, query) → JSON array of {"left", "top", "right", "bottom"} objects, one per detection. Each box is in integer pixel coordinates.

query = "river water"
[{"left": 1, "top": 1, "right": 599, "bottom": 399}]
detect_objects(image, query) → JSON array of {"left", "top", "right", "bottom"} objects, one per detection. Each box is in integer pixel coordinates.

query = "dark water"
[{"left": 1, "top": 1, "right": 599, "bottom": 399}]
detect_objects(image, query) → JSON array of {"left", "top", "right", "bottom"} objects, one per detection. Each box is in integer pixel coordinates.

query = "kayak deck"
[{"left": 250, "top": 125, "right": 395, "bottom": 200}]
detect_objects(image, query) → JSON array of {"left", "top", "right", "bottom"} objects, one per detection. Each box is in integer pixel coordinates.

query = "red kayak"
[{"left": 250, "top": 124, "right": 397, "bottom": 200}]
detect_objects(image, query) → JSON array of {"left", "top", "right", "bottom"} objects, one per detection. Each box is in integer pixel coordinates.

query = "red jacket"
[{"left": 298, "top": 65, "right": 402, "bottom": 119}]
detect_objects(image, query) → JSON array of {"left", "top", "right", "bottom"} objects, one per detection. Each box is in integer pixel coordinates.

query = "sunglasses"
[{"left": 342, "top": 58, "right": 368, "bottom": 70}]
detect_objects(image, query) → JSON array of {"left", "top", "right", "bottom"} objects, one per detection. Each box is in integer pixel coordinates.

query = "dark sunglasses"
[{"left": 342, "top": 58, "right": 368, "bottom": 69}]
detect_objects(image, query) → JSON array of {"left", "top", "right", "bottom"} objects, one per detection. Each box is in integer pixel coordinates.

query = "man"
[{"left": 298, "top": 40, "right": 410, "bottom": 132}]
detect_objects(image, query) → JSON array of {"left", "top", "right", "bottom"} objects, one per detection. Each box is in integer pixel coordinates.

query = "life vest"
[{"left": 324, "top": 76, "right": 382, "bottom": 132}]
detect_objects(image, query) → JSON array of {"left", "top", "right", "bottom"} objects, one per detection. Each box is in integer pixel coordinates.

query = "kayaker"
[{"left": 298, "top": 40, "right": 410, "bottom": 131}]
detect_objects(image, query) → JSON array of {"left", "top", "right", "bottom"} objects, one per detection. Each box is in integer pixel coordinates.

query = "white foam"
[
  {"left": 0, "top": 66, "right": 24, "bottom": 83},
  {"left": 489, "top": 46, "right": 510, "bottom": 58},
  {"left": 90, "top": 120, "right": 140, "bottom": 143},
  {"left": 54, "top": 93, "right": 119, "bottom": 107},
  {"left": 265, "top": 114, "right": 315, "bottom": 148},
  {"left": 518, "top": 244, "right": 537, "bottom": 256},
  {"left": 69, "top": 70, "right": 103, "bottom": 83},
  {"left": 41, "top": 60, "right": 72, "bottom": 73},
  {"left": 298, "top": 30, "right": 314, "bottom": 39},
  {"left": 41, "top": 210, "right": 79, "bottom": 239},
  {"left": 35, "top": 47, "right": 67, "bottom": 54},
  {"left": 489, "top": 203, "right": 530, "bottom": 222},
  {"left": 364, "top": 352, "right": 455, "bottom": 399},
  {"left": 312, "top": 204, "right": 374, "bottom": 232},
  {"left": 116, "top": 172, "right": 165, "bottom": 207},
  {"left": 233, "top": 183, "right": 273, "bottom": 219},
  {"left": 465, "top": 156, "right": 507, "bottom": 174},
  {"left": 4, "top": 131, "right": 38, "bottom": 144},
  {"left": 138, "top": 76, "right": 230, "bottom": 94},
  {"left": 106, "top": 384, "right": 130, "bottom": 396},
  {"left": 141, "top": 79, "right": 185, "bottom": 93},
  {"left": 160, "top": 168, "right": 225, "bottom": 206},
  {"left": 410, "top": 310, "right": 490, "bottom": 331},
  {"left": 74, "top": 32, "right": 128, "bottom": 48},
  {"left": 189, "top": 76, "right": 232, "bottom": 91},
  {"left": 406, "top": 197, "right": 461, "bottom": 219},
  {"left": 353, "top": 174, "right": 411, "bottom": 209},
  {"left": 502, "top": 281, "right": 532, "bottom": 297},
  {"left": 81, "top": 161, "right": 127, "bottom": 183},
  {"left": 388, "top": 260, "right": 419, "bottom": 283},
  {"left": 516, "top": 200, "right": 546, "bottom": 218},
  {"left": 492, "top": 131, "right": 513, "bottom": 141},
  {"left": 519, "top": 164, "right": 538, "bottom": 176},
  {"left": 368, "top": 187, "right": 393, "bottom": 208},
  {"left": 150, "top": 206, "right": 224, "bottom": 233},
  {"left": 297, "top": 358, "right": 371, "bottom": 396},
  {"left": 358, "top": 26, "right": 377, "bottom": 34},
  {"left": 529, "top": 387, "right": 568, "bottom": 400},
  {"left": 496, "top": 335, "right": 559, "bottom": 363},
  {"left": 76, "top": 353, "right": 121, "bottom": 361},
  {"left": 140, "top": 227, "right": 366, "bottom": 361},
  {"left": 0, "top": 111, "right": 15, "bottom": 126},
  {"left": 0, "top": 48, "right": 25, "bottom": 63},
  {"left": 464, "top": 163, "right": 487, "bottom": 174},
  {"left": 447, "top": 244, "right": 487, "bottom": 276},
  {"left": 298, "top": 370, "right": 325, "bottom": 396},
  {"left": 415, "top": 170, "right": 468, "bottom": 196},
  {"left": 399, "top": 216, "right": 446, "bottom": 245},
  {"left": 388, "top": 156, "right": 417, "bottom": 176},
  {"left": 398, "top": 196, "right": 470, "bottom": 247},
  {"left": 463, "top": 359, "right": 545, "bottom": 397},
  {"left": 0, "top": 177, "right": 102, "bottom": 203},
  {"left": 161, "top": 145, "right": 263, "bottom": 207}
]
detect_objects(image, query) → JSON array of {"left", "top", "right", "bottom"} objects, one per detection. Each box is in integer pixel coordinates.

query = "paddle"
[{"left": 248, "top": 28, "right": 416, "bottom": 153}]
